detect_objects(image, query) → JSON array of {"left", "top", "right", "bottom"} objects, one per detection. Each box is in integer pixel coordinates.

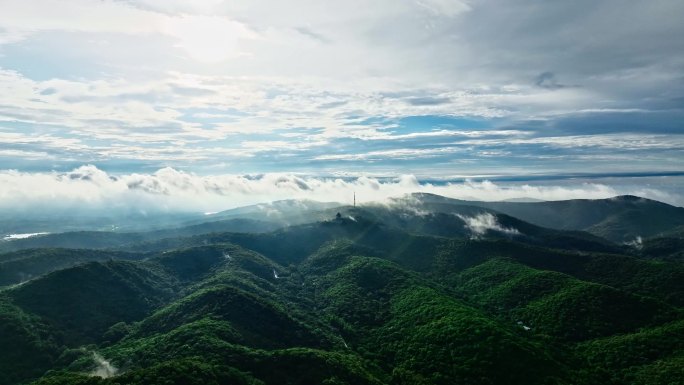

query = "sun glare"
[{"left": 166, "top": 15, "right": 243, "bottom": 63}]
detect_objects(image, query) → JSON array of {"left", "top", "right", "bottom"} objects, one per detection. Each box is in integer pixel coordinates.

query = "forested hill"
[{"left": 405, "top": 193, "right": 684, "bottom": 243}]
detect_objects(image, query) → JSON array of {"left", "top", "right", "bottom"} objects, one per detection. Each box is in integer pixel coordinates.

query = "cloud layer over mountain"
[{"left": 0, "top": 166, "right": 680, "bottom": 216}]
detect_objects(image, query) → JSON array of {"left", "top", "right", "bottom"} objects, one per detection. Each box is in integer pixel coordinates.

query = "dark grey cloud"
[
  {"left": 420, "top": 1, "right": 684, "bottom": 105},
  {"left": 534, "top": 72, "right": 567, "bottom": 90},
  {"left": 405, "top": 96, "right": 452, "bottom": 106},
  {"left": 502, "top": 110, "right": 684, "bottom": 136},
  {"left": 294, "top": 26, "right": 331, "bottom": 43},
  {"left": 317, "top": 100, "right": 348, "bottom": 109}
]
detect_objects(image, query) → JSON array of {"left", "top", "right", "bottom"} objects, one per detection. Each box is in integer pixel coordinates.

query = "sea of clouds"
[{"left": 0, "top": 165, "right": 680, "bottom": 216}]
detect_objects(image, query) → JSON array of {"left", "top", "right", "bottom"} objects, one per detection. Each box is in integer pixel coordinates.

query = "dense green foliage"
[
  {"left": 575, "top": 319, "right": 684, "bottom": 384},
  {"left": 457, "top": 258, "right": 678, "bottom": 341},
  {"left": 7, "top": 261, "right": 178, "bottom": 344},
  {"left": 308, "top": 255, "right": 567, "bottom": 384},
  {"left": 640, "top": 235, "right": 684, "bottom": 260},
  {"left": 0, "top": 296, "right": 62, "bottom": 385},
  {"left": 434, "top": 240, "right": 684, "bottom": 307}
]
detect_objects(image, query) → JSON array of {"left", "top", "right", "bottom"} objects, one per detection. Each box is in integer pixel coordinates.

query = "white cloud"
[
  {"left": 313, "top": 147, "right": 464, "bottom": 161},
  {"left": 456, "top": 213, "right": 520, "bottom": 237},
  {"left": 0, "top": 165, "right": 680, "bottom": 216},
  {"left": 0, "top": 0, "right": 257, "bottom": 63},
  {"left": 459, "top": 134, "right": 684, "bottom": 150},
  {"left": 161, "top": 15, "right": 254, "bottom": 63},
  {"left": 129, "top": 0, "right": 226, "bottom": 15},
  {"left": 625, "top": 236, "right": 643, "bottom": 250},
  {"left": 416, "top": 0, "right": 472, "bottom": 17},
  {"left": 0, "top": 149, "right": 53, "bottom": 159},
  {"left": 0, "top": 0, "right": 164, "bottom": 35}
]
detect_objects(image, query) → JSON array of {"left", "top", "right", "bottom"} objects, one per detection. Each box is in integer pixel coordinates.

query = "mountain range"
[{"left": 1, "top": 194, "right": 683, "bottom": 385}]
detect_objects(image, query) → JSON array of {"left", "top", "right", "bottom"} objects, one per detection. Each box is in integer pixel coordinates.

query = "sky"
[{"left": 0, "top": 0, "right": 683, "bottom": 210}]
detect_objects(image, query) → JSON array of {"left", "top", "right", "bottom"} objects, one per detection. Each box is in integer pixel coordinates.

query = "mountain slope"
[
  {"left": 0, "top": 297, "right": 61, "bottom": 385},
  {"left": 406, "top": 193, "right": 684, "bottom": 242},
  {"left": 456, "top": 258, "right": 678, "bottom": 341},
  {"left": 7, "top": 260, "right": 178, "bottom": 345},
  {"left": 0, "top": 248, "right": 146, "bottom": 287},
  {"left": 0, "top": 218, "right": 280, "bottom": 253},
  {"left": 301, "top": 253, "right": 569, "bottom": 385},
  {"left": 435, "top": 239, "right": 684, "bottom": 307},
  {"left": 576, "top": 319, "right": 684, "bottom": 384}
]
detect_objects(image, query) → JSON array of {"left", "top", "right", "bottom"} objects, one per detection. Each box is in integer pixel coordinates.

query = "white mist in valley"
[
  {"left": 456, "top": 213, "right": 520, "bottom": 238},
  {"left": 2, "top": 232, "right": 50, "bottom": 241},
  {"left": 90, "top": 352, "right": 118, "bottom": 378}
]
